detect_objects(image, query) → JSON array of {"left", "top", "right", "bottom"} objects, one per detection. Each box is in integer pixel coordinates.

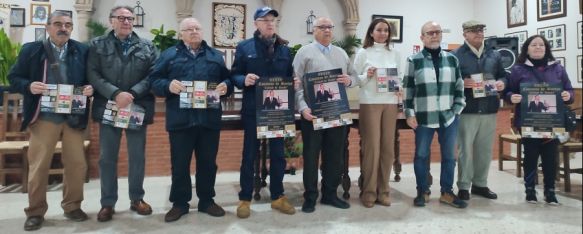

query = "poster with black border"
[
  {"left": 179, "top": 80, "right": 221, "bottom": 109},
  {"left": 40, "top": 84, "right": 86, "bottom": 114},
  {"left": 304, "top": 68, "right": 352, "bottom": 130},
  {"left": 255, "top": 76, "right": 295, "bottom": 139},
  {"left": 102, "top": 100, "right": 145, "bottom": 130},
  {"left": 520, "top": 82, "right": 566, "bottom": 138}
]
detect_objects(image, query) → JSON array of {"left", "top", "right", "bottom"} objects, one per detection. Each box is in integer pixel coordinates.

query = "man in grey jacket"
[{"left": 87, "top": 5, "right": 158, "bottom": 222}]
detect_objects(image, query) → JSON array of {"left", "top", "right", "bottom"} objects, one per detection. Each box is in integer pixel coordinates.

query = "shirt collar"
[
  {"left": 315, "top": 42, "right": 332, "bottom": 54},
  {"left": 49, "top": 39, "right": 68, "bottom": 60}
]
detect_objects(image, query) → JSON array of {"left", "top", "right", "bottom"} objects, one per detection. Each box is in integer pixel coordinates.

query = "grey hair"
[
  {"left": 109, "top": 6, "right": 134, "bottom": 18},
  {"left": 47, "top": 11, "right": 72, "bottom": 24}
]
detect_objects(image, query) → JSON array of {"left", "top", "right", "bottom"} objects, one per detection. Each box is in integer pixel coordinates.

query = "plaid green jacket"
[{"left": 403, "top": 49, "right": 465, "bottom": 128}]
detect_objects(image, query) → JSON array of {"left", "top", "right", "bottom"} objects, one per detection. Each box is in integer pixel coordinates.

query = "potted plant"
[
  {"left": 86, "top": 20, "right": 108, "bottom": 40},
  {"left": 332, "top": 34, "right": 362, "bottom": 58},
  {"left": 0, "top": 28, "right": 22, "bottom": 98},
  {"left": 284, "top": 134, "right": 303, "bottom": 175},
  {"left": 150, "top": 25, "right": 178, "bottom": 52}
]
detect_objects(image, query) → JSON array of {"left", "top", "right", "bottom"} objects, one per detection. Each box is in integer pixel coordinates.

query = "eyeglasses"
[
  {"left": 181, "top": 27, "right": 201, "bottom": 33},
  {"left": 110, "top": 15, "right": 135, "bottom": 23},
  {"left": 315, "top": 25, "right": 334, "bottom": 30},
  {"left": 423, "top": 30, "right": 442, "bottom": 37},
  {"left": 51, "top": 22, "right": 73, "bottom": 29},
  {"left": 465, "top": 28, "right": 486, "bottom": 34}
]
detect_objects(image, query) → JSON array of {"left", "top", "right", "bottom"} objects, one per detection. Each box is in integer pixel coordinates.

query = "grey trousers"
[
  {"left": 456, "top": 114, "right": 496, "bottom": 190},
  {"left": 98, "top": 123, "right": 147, "bottom": 207}
]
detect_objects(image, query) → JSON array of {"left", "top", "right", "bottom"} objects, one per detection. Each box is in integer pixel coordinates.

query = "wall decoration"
[
  {"left": 34, "top": 27, "right": 46, "bottom": 41},
  {"left": 10, "top": 8, "right": 25, "bottom": 27},
  {"left": 577, "top": 55, "right": 582, "bottom": 83},
  {"left": 507, "top": 0, "right": 527, "bottom": 28},
  {"left": 504, "top": 30, "right": 528, "bottom": 49},
  {"left": 55, "top": 10, "right": 72, "bottom": 17},
  {"left": 537, "top": 0, "right": 566, "bottom": 21},
  {"left": 537, "top": 24, "right": 565, "bottom": 51},
  {"left": 212, "top": 2, "right": 246, "bottom": 48},
  {"left": 372, "top": 15, "right": 403, "bottom": 43},
  {"left": 578, "top": 21, "right": 582, "bottom": 49},
  {"left": 30, "top": 3, "right": 50, "bottom": 25},
  {"left": 555, "top": 56, "right": 565, "bottom": 68}
]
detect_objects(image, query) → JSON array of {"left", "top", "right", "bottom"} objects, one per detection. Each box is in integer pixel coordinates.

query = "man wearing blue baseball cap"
[{"left": 231, "top": 6, "right": 296, "bottom": 218}]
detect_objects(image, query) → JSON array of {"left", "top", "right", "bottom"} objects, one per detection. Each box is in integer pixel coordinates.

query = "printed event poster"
[
  {"left": 255, "top": 76, "right": 295, "bottom": 139},
  {"left": 303, "top": 68, "right": 352, "bottom": 130},
  {"left": 40, "top": 84, "right": 86, "bottom": 114},
  {"left": 376, "top": 67, "right": 399, "bottom": 93},
  {"left": 179, "top": 81, "right": 221, "bottom": 109},
  {"left": 519, "top": 82, "right": 566, "bottom": 138},
  {"left": 471, "top": 73, "right": 498, "bottom": 98},
  {"left": 102, "top": 100, "right": 145, "bottom": 130}
]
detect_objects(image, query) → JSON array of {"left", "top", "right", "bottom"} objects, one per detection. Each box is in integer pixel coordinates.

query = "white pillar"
[
  {"left": 175, "top": 0, "right": 195, "bottom": 24},
  {"left": 74, "top": 0, "right": 94, "bottom": 42}
]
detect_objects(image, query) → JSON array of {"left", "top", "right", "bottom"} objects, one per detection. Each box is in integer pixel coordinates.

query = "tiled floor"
[{"left": 0, "top": 161, "right": 581, "bottom": 234}]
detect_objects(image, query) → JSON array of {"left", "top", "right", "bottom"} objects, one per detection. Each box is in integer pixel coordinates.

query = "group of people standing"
[{"left": 7, "top": 4, "right": 574, "bottom": 232}]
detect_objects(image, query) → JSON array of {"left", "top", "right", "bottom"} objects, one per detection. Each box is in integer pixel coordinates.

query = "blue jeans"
[{"left": 413, "top": 117, "right": 458, "bottom": 193}]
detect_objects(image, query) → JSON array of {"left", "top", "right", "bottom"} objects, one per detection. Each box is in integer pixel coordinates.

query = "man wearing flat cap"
[
  {"left": 452, "top": 20, "right": 506, "bottom": 201},
  {"left": 231, "top": 6, "right": 296, "bottom": 218}
]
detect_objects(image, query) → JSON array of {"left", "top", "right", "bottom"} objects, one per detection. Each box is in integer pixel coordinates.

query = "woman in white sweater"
[{"left": 353, "top": 18, "right": 402, "bottom": 208}]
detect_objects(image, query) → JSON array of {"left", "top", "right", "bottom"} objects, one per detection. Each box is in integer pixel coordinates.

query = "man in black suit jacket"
[
  {"left": 263, "top": 90, "right": 281, "bottom": 110},
  {"left": 315, "top": 84, "right": 333, "bottom": 103},
  {"left": 528, "top": 95, "right": 548, "bottom": 112}
]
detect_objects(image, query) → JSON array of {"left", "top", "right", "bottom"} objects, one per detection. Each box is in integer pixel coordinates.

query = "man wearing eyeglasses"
[
  {"left": 293, "top": 17, "right": 357, "bottom": 213},
  {"left": 452, "top": 20, "right": 506, "bottom": 202},
  {"left": 403, "top": 21, "right": 466, "bottom": 209},
  {"left": 8, "top": 11, "right": 92, "bottom": 231},
  {"left": 87, "top": 5, "right": 158, "bottom": 222},
  {"left": 231, "top": 6, "right": 296, "bottom": 219}
]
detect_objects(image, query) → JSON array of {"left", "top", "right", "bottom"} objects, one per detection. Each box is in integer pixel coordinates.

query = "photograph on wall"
[
  {"left": 578, "top": 55, "right": 582, "bottom": 83},
  {"left": 520, "top": 82, "right": 566, "bottom": 138},
  {"left": 537, "top": 0, "right": 566, "bottom": 21},
  {"left": 30, "top": 3, "right": 50, "bottom": 25},
  {"left": 10, "top": 8, "right": 25, "bottom": 27},
  {"left": 504, "top": 30, "right": 528, "bottom": 49},
  {"left": 578, "top": 21, "right": 582, "bottom": 49},
  {"left": 34, "top": 27, "right": 46, "bottom": 41},
  {"left": 212, "top": 2, "right": 245, "bottom": 48},
  {"left": 303, "top": 68, "right": 352, "bottom": 130},
  {"left": 55, "top": 9, "right": 72, "bottom": 17},
  {"left": 372, "top": 15, "right": 403, "bottom": 43},
  {"left": 507, "top": 0, "right": 527, "bottom": 28},
  {"left": 537, "top": 24, "right": 565, "bottom": 51},
  {"left": 255, "top": 76, "right": 295, "bottom": 139}
]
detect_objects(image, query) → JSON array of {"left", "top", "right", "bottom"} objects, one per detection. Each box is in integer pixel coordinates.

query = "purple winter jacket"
[{"left": 505, "top": 60, "right": 574, "bottom": 128}]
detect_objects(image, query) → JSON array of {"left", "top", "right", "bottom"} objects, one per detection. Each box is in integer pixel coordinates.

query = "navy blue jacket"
[
  {"left": 149, "top": 40, "right": 233, "bottom": 131},
  {"left": 230, "top": 31, "right": 293, "bottom": 115},
  {"left": 8, "top": 39, "right": 90, "bottom": 131}
]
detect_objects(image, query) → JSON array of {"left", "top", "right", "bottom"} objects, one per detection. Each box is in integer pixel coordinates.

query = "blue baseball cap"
[{"left": 254, "top": 6, "right": 279, "bottom": 20}]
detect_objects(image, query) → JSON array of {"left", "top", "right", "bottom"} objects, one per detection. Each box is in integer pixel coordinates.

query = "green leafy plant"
[
  {"left": 284, "top": 136, "right": 302, "bottom": 159},
  {"left": 0, "top": 28, "right": 22, "bottom": 86},
  {"left": 289, "top": 44, "right": 303, "bottom": 58},
  {"left": 150, "top": 25, "right": 178, "bottom": 52},
  {"left": 86, "top": 20, "right": 108, "bottom": 40},
  {"left": 332, "top": 34, "right": 362, "bottom": 58}
]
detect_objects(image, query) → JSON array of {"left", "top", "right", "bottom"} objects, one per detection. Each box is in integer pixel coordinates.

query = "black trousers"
[
  {"left": 522, "top": 138, "right": 558, "bottom": 190},
  {"left": 300, "top": 119, "right": 347, "bottom": 202},
  {"left": 168, "top": 126, "right": 219, "bottom": 211}
]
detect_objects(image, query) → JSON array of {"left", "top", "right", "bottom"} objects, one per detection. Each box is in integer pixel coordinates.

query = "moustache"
[{"left": 57, "top": 31, "right": 69, "bottom": 36}]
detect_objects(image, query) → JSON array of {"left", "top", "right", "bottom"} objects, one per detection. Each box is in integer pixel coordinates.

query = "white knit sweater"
[{"left": 353, "top": 42, "right": 402, "bottom": 104}]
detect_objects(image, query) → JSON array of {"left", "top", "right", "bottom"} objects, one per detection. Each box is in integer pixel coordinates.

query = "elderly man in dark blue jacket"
[
  {"left": 8, "top": 11, "right": 92, "bottom": 231},
  {"left": 231, "top": 6, "right": 296, "bottom": 218},
  {"left": 150, "top": 17, "right": 233, "bottom": 222}
]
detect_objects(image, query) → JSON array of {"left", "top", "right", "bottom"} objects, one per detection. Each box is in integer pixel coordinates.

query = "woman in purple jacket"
[{"left": 505, "top": 35, "right": 574, "bottom": 205}]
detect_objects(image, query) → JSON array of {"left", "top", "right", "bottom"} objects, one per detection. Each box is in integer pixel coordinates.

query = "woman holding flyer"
[
  {"left": 505, "top": 35, "right": 574, "bottom": 205},
  {"left": 353, "top": 18, "right": 402, "bottom": 208}
]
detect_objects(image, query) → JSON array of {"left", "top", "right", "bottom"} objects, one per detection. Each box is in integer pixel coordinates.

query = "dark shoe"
[
  {"left": 544, "top": 189, "right": 559, "bottom": 206},
  {"left": 458, "top": 189, "right": 470, "bottom": 200},
  {"left": 165, "top": 207, "right": 189, "bottom": 222},
  {"left": 97, "top": 206, "right": 115, "bottom": 222},
  {"left": 413, "top": 191, "right": 426, "bottom": 207},
  {"left": 471, "top": 186, "right": 498, "bottom": 199},
  {"left": 64, "top": 208, "right": 88, "bottom": 222},
  {"left": 439, "top": 191, "right": 468, "bottom": 209},
  {"left": 24, "top": 216, "right": 44, "bottom": 231},
  {"left": 130, "top": 199, "right": 153, "bottom": 215},
  {"left": 525, "top": 188, "right": 538, "bottom": 204},
  {"left": 199, "top": 202, "right": 225, "bottom": 217},
  {"left": 320, "top": 196, "right": 350, "bottom": 209},
  {"left": 301, "top": 200, "right": 316, "bottom": 213}
]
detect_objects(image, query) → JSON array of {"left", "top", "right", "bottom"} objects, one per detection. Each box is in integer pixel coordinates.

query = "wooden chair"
[
  {"left": 498, "top": 107, "right": 523, "bottom": 177},
  {"left": 0, "top": 91, "right": 29, "bottom": 191},
  {"left": 556, "top": 107, "right": 582, "bottom": 192}
]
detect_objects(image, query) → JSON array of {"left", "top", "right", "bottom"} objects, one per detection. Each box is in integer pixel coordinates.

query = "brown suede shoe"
[
  {"left": 24, "top": 216, "right": 44, "bottom": 231},
  {"left": 165, "top": 207, "right": 188, "bottom": 222},
  {"left": 130, "top": 199, "right": 153, "bottom": 215},
  {"left": 199, "top": 202, "right": 225, "bottom": 217},
  {"left": 97, "top": 206, "right": 115, "bottom": 222},
  {"left": 64, "top": 208, "right": 88, "bottom": 222}
]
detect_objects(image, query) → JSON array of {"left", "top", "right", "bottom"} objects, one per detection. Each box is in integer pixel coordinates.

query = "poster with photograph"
[
  {"left": 303, "top": 68, "right": 352, "bottom": 130},
  {"left": 471, "top": 73, "right": 498, "bottom": 98},
  {"left": 40, "top": 84, "right": 86, "bottom": 114},
  {"left": 520, "top": 82, "right": 566, "bottom": 138},
  {"left": 179, "top": 81, "right": 221, "bottom": 109},
  {"left": 102, "top": 101, "right": 145, "bottom": 130},
  {"left": 255, "top": 76, "right": 295, "bottom": 139}
]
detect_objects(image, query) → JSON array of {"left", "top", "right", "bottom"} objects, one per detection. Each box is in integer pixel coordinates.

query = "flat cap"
[{"left": 462, "top": 20, "right": 486, "bottom": 30}]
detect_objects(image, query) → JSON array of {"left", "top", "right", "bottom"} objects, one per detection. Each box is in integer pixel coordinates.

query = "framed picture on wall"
[
  {"left": 507, "top": 0, "right": 527, "bottom": 28},
  {"left": 555, "top": 57, "right": 565, "bottom": 68},
  {"left": 212, "top": 2, "right": 246, "bottom": 48},
  {"left": 10, "top": 8, "right": 25, "bottom": 27},
  {"left": 30, "top": 3, "right": 50, "bottom": 25},
  {"left": 371, "top": 15, "right": 403, "bottom": 43},
  {"left": 578, "top": 21, "right": 582, "bottom": 49},
  {"left": 34, "top": 28, "right": 46, "bottom": 41},
  {"left": 504, "top": 30, "right": 528, "bottom": 49},
  {"left": 55, "top": 10, "right": 72, "bottom": 17},
  {"left": 537, "top": 0, "right": 566, "bottom": 21},
  {"left": 537, "top": 24, "right": 566, "bottom": 51},
  {"left": 578, "top": 55, "right": 582, "bottom": 83}
]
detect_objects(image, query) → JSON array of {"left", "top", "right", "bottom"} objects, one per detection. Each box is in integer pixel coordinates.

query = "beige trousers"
[
  {"left": 24, "top": 119, "right": 87, "bottom": 217},
  {"left": 359, "top": 104, "right": 397, "bottom": 203}
]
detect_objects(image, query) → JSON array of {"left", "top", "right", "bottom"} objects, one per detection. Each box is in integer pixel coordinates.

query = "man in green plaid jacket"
[{"left": 403, "top": 21, "right": 467, "bottom": 209}]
